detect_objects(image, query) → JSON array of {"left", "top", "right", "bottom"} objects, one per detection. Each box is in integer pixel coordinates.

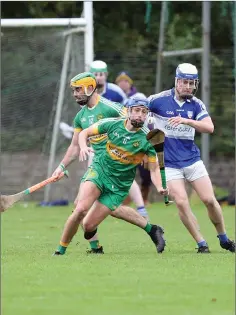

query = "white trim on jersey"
[
  {"left": 196, "top": 111, "right": 209, "bottom": 121},
  {"left": 192, "top": 96, "right": 207, "bottom": 110},
  {"left": 174, "top": 96, "right": 185, "bottom": 107},
  {"left": 148, "top": 89, "right": 172, "bottom": 102},
  {"left": 141, "top": 125, "right": 150, "bottom": 135},
  {"left": 96, "top": 117, "right": 122, "bottom": 126},
  {"left": 192, "top": 96, "right": 209, "bottom": 120},
  {"left": 100, "top": 96, "right": 124, "bottom": 113},
  {"left": 151, "top": 113, "right": 195, "bottom": 140}
]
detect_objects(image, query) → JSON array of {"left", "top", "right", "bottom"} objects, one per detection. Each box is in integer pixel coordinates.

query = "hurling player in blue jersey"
[
  {"left": 90, "top": 60, "right": 127, "bottom": 104},
  {"left": 148, "top": 63, "right": 235, "bottom": 253}
]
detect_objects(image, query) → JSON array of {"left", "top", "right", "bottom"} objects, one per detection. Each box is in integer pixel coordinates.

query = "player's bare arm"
[
  {"left": 148, "top": 161, "right": 169, "bottom": 196},
  {"left": 168, "top": 116, "right": 214, "bottom": 133},
  {"left": 52, "top": 131, "right": 80, "bottom": 176},
  {"left": 78, "top": 126, "right": 96, "bottom": 161}
]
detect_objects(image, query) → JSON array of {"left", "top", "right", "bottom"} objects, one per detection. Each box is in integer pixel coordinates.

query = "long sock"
[
  {"left": 57, "top": 241, "right": 69, "bottom": 254},
  {"left": 90, "top": 240, "right": 100, "bottom": 249},
  {"left": 137, "top": 206, "right": 149, "bottom": 218},
  {"left": 143, "top": 222, "right": 152, "bottom": 234},
  {"left": 197, "top": 240, "right": 207, "bottom": 248},
  {"left": 217, "top": 233, "right": 228, "bottom": 243}
]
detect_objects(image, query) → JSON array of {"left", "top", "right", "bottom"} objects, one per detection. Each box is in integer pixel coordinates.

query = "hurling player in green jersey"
[
  {"left": 55, "top": 98, "right": 168, "bottom": 255},
  {"left": 88, "top": 61, "right": 150, "bottom": 218},
  {"left": 53, "top": 72, "right": 161, "bottom": 255}
]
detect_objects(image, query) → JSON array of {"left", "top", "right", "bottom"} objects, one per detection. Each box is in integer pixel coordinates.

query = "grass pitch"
[{"left": 1, "top": 202, "right": 235, "bottom": 315}]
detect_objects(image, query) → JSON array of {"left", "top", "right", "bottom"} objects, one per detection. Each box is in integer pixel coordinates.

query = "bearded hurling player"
[{"left": 148, "top": 63, "right": 235, "bottom": 253}]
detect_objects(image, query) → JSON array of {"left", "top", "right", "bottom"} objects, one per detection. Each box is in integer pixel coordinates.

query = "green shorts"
[{"left": 81, "top": 163, "right": 129, "bottom": 211}]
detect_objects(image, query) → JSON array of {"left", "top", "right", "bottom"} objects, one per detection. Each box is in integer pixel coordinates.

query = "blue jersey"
[
  {"left": 148, "top": 88, "right": 209, "bottom": 168},
  {"left": 101, "top": 82, "right": 127, "bottom": 104}
]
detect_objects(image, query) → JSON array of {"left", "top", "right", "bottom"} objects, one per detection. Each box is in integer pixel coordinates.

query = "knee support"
[{"left": 84, "top": 228, "right": 97, "bottom": 240}]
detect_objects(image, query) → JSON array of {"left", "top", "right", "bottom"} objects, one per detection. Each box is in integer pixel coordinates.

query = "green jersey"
[
  {"left": 73, "top": 95, "right": 126, "bottom": 155},
  {"left": 91, "top": 118, "right": 157, "bottom": 190}
]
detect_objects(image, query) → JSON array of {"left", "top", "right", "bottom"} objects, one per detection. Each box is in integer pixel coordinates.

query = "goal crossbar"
[{"left": 1, "top": 18, "right": 86, "bottom": 28}]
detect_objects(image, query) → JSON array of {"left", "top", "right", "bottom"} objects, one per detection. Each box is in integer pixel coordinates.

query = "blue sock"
[
  {"left": 217, "top": 233, "right": 228, "bottom": 243},
  {"left": 137, "top": 206, "right": 148, "bottom": 217},
  {"left": 197, "top": 240, "right": 207, "bottom": 248}
]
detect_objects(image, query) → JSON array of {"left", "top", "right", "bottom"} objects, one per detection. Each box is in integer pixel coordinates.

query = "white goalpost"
[{"left": 1, "top": 2, "right": 94, "bottom": 202}]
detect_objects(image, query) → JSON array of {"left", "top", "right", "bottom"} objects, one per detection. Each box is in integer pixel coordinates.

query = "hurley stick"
[{"left": 0, "top": 170, "right": 69, "bottom": 212}]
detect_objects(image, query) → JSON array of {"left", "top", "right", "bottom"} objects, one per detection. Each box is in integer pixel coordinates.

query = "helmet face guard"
[
  {"left": 175, "top": 78, "right": 199, "bottom": 100},
  {"left": 126, "top": 98, "right": 149, "bottom": 128},
  {"left": 70, "top": 73, "right": 97, "bottom": 106},
  {"left": 175, "top": 63, "right": 199, "bottom": 100}
]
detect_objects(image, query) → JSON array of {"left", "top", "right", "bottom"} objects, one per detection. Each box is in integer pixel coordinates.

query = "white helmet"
[
  {"left": 90, "top": 60, "right": 108, "bottom": 73},
  {"left": 175, "top": 63, "right": 199, "bottom": 100}
]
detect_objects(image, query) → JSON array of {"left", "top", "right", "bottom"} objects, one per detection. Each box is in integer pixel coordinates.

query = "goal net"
[{"left": 1, "top": 21, "right": 88, "bottom": 202}]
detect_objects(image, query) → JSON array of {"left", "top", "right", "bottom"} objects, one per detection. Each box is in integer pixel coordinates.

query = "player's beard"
[
  {"left": 130, "top": 118, "right": 144, "bottom": 128},
  {"left": 176, "top": 88, "right": 193, "bottom": 101},
  {"left": 75, "top": 95, "right": 89, "bottom": 106},
  {"left": 180, "top": 93, "right": 193, "bottom": 101}
]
